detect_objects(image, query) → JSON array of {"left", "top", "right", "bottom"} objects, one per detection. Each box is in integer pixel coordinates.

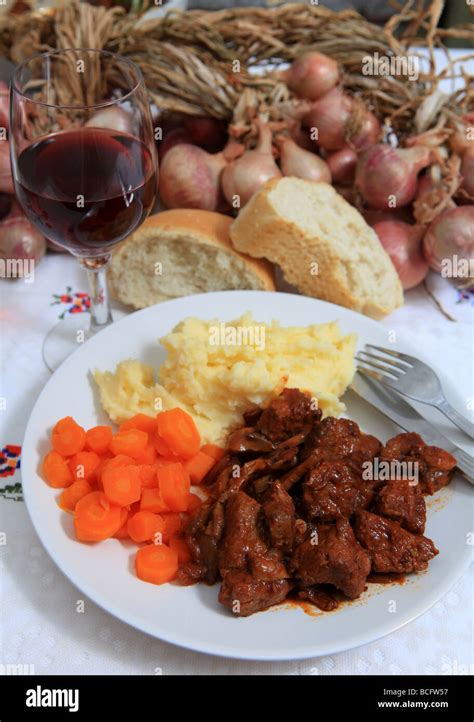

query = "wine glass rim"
[{"left": 11, "top": 48, "right": 144, "bottom": 110}]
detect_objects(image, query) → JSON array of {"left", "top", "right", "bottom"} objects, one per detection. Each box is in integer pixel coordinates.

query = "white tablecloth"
[{"left": 0, "top": 253, "right": 473, "bottom": 675}]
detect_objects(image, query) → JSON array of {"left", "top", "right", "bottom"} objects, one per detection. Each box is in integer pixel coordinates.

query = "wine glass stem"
[{"left": 80, "top": 255, "right": 113, "bottom": 334}]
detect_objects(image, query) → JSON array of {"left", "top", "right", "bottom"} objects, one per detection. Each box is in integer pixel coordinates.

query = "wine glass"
[{"left": 10, "top": 48, "right": 158, "bottom": 370}]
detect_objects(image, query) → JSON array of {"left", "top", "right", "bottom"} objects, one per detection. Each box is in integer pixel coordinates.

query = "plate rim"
[{"left": 21, "top": 290, "right": 473, "bottom": 661}]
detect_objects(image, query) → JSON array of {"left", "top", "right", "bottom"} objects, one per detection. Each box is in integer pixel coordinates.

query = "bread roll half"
[
  {"left": 230, "top": 178, "right": 404, "bottom": 319},
  {"left": 109, "top": 209, "right": 275, "bottom": 309}
]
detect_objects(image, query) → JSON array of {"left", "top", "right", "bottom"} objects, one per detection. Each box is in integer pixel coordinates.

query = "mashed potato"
[{"left": 94, "top": 313, "right": 356, "bottom": 444}]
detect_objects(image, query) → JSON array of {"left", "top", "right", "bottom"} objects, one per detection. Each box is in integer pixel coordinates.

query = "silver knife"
[{"left": 349, "top": 372, "right": 474, "bottom": 484}]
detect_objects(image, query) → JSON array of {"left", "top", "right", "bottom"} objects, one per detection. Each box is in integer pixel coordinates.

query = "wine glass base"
[{"left": 42, "top": 313, "right": 94, "bottom": 373}]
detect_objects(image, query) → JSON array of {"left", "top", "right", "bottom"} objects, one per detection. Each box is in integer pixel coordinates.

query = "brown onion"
[
  {"left": 0, "top": 141, "right": 14, "bottom": 194},
  {"left": 423, "top": 206, "right": 474, "bottom": 281},
  {"left": 0, "top": 203, "right": 46, "bottom": 272},
  {"left": 326, "top": 147, "right": 357, "bottom": 184},
  {"left": 158, "top": 127, "right": 193, "bottom": 160},
  {"left": 276, "top": 136, "right": 331, "bottom": 183},
  {"left": 183, "top": 116, "right": 227, "bottom": 151},
  {"left": 221, "top": 122, "right": 281, "bottom": 207},
  {"left": 373, "top": 220, "right": 428, "bottom": 290},
  {"left": 289, "top": 122, "right": 315, "bottom": 152},
  {"left": 159, "top": 143, "right": 227, "bottom": 211},
  {"left": 356, "top": 144, "right": 431, "bottom": 209},
  {"left": 86, "top": 106, "right": 131, "bottom": 134},
  {"left": 349, "top": 108, "right": 382, "bottom": 151},
  {"left": 460, "top": 147, "right": 474, "bottom": 197},
  {"left": 303, "top": 88, "right": 354, "bottom": 151},
  {"left": 284, "top": 51, "right": 339, "bottom": 101}
]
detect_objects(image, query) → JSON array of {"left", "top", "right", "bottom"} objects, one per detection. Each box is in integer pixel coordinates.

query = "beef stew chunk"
[
  {"left": 219, "top": 491, "right": 267, "bottom": 574},
  {"left": 354, "top": 511, "right": 438, "bottom": 573},
  {"left": 255, "top": 388, "right": 321, "bottom": 442},
  {"left": 262, "top": 481, "right": 295, "bottom": 553},
  {"left": 219, "top": 571, "right": 291, "bottom": 617},
  {"left": 303, "top": 461, "right": 374, "bottom": 521},
  {"left": 376, "top": 479, "right": 426, "bottom": 534},
  {"left": 381, "top": 432, "right": 456, "bottom": 495},
  {"left": 291, "top": 519, "right": 371, "bottom": 599},
  {"left": 180, "top": 389, "right": 452, "bottom": 617}
]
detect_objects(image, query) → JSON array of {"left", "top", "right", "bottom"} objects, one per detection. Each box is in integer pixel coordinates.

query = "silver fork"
[{"left": 356, "top": 344, "right": 474, "bottom": 441}]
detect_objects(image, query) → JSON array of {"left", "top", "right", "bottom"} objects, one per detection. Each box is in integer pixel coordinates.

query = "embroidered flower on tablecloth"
[
  {"left": 455, "top": 288, "right": 474, "bottom": 305},
  {"left": 0, "top": 444, "right": 21, "bottom": 478},
  {"left": 51, "top": 286, "right": 91, "bottom": 319},
  {"left": 0, "top": 445, "right": 22, "bottom": 500}
]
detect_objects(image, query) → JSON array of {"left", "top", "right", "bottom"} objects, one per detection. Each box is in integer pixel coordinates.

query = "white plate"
[{"left": 22, "top": 291, "right": 472, "bottom": 661}]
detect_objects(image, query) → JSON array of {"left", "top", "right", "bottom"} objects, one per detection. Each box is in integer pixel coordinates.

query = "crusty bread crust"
[
  {"left": 230, "top": 179, "right": 403, "bottom": 319},
  {"left": 140, "top": 209, "right": 275, "bottom": 290},
  {"left": 109, "top": 209, "right": 276, "bottom": 308}
]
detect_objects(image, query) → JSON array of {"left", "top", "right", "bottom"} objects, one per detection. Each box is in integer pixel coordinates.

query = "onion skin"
[
  {"left": 277, "top": 136, "right": 331, "bottom": 183},
  {"left": 159, "top": 143, "right": 227, "bottom": 211},
  {"left": 158, "top": 127, "right": 193, "bottom": 160},
  {"left": 349, "top": 108, "right": 381, "bottom": 151},
  {"left": 303, "top": 88, "right": 353, "bottom": 151},
  {"left": 373, "top": 220, "right": 428, "bottom": 290},
  {"left": 221, "top": 122, "right": 281, "bottom": 207},
  {"left": 0, "top": 141, "right": 14, "bottom": 194},
  {"left": 356, "top": 144, "right": 431, "bottom": 210},
  {"left": 327, "top": 147, "right": 357, "bottom": 184},
  {"left": 422, "top": 206, "right": 474, "bottom": 280},
  {"left": 183, "top": 116, "right": 227, "bottom": 152},
  {"left": 0, "top": 204, "right": 46, "bottom": 272},
  {"left": 290, "top": 123, "right": 315, "bottom": 152},
  {"left": 460, "top": 147, "right": 474, "bottom": 197},
  {"left": 285, "top": 51, "right": 339, "bottom": 101}
]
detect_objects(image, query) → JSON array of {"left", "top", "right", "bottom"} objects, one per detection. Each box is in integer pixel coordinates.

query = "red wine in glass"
[
  {"left": 10, "top": 49, "right": 158, "bottom": 369},
  {"left": 15, "top": 127, "right": 156, "bottom": 256}
]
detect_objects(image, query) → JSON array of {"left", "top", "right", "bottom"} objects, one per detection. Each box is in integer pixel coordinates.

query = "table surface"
[
  {"left": 1, "top": 253, "right": 473, "bottom": 675},
  {"left": 1, "top": 45, "right": 473, "bottom": 676}
]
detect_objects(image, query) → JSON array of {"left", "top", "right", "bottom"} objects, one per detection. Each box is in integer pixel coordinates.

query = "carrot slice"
[
  {"left": 51, "top": 417, "right": 86, "bottom": 456},
  {"left": 134, "top": 444, "right": 157, "bottom": 465},
  {"left": 58, "top": 479, "right": 92, "bottom": 512},
  {"left": 155, "top": 457, "right": 177, "bottom": 469},
  {"left": 183, "top": 451, "right": 215, "bottom": 484},
  {"left": 169, "top": 535, "right": 192, "bottom": 563},
  {"left": 74, "top": 491, "right": 122, "bottom": 542},
  {"left": 127, "top": 511, "right": 165, "bottom": 543},
  {"left": 156, "top": 408, "right": 200, "bottom": 459},
  {"left": 99, "top": 454, "right": 134, "bottom": 477},
  {"left": 157, "top": 463, "right": 190, "bottom": 512},
  {"left": 42, "top": 450, "right": 74, "bottom": 488},
  {"left": 139, "top": 464, "right": 158, "bottom": 489},
  {"left": 152, "top": 434, "right": 179, "bottom": 459},
  {"left": 69, "top": 451, "right": 101, "bottom": 482},
  {"left": 85, "top": 425, "right": 113, "bottom": 455},
  {"left": 135, "top": 543, "right": 178, "bottom": 585},
  {"left": 201, "top": 443, "right": 225, "bottom": 462},
  {"left": 140, "top": 487, "right": 169, "bottom": 514},
  {"left": 113, "top": 507, "right": 131, "bottom": 539},
  {"left": 161, "top": 512, "right": 183, "bottom": 543},
  {"left": 109, "top": 429, "right": 148, "bottom": 459},
  {"left": 102, "top": 464, "right": 142, "bottom": 507},
  {"left": 120, "top": 414, "right": 157, "bottom": 435}
]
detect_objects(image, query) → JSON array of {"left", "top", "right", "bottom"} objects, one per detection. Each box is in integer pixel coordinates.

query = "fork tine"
[
  {"left": 365, "top": 344, "right": 414, "bottom": 367},
  {"left": 356, "top": 353, "right": 402, "bottom": 379},
  {"left": 355, "top": 361, "right": 398, "bottom": 383},
  {"left": 359, "top": 350, "right": 407, "bottom": 373}
]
